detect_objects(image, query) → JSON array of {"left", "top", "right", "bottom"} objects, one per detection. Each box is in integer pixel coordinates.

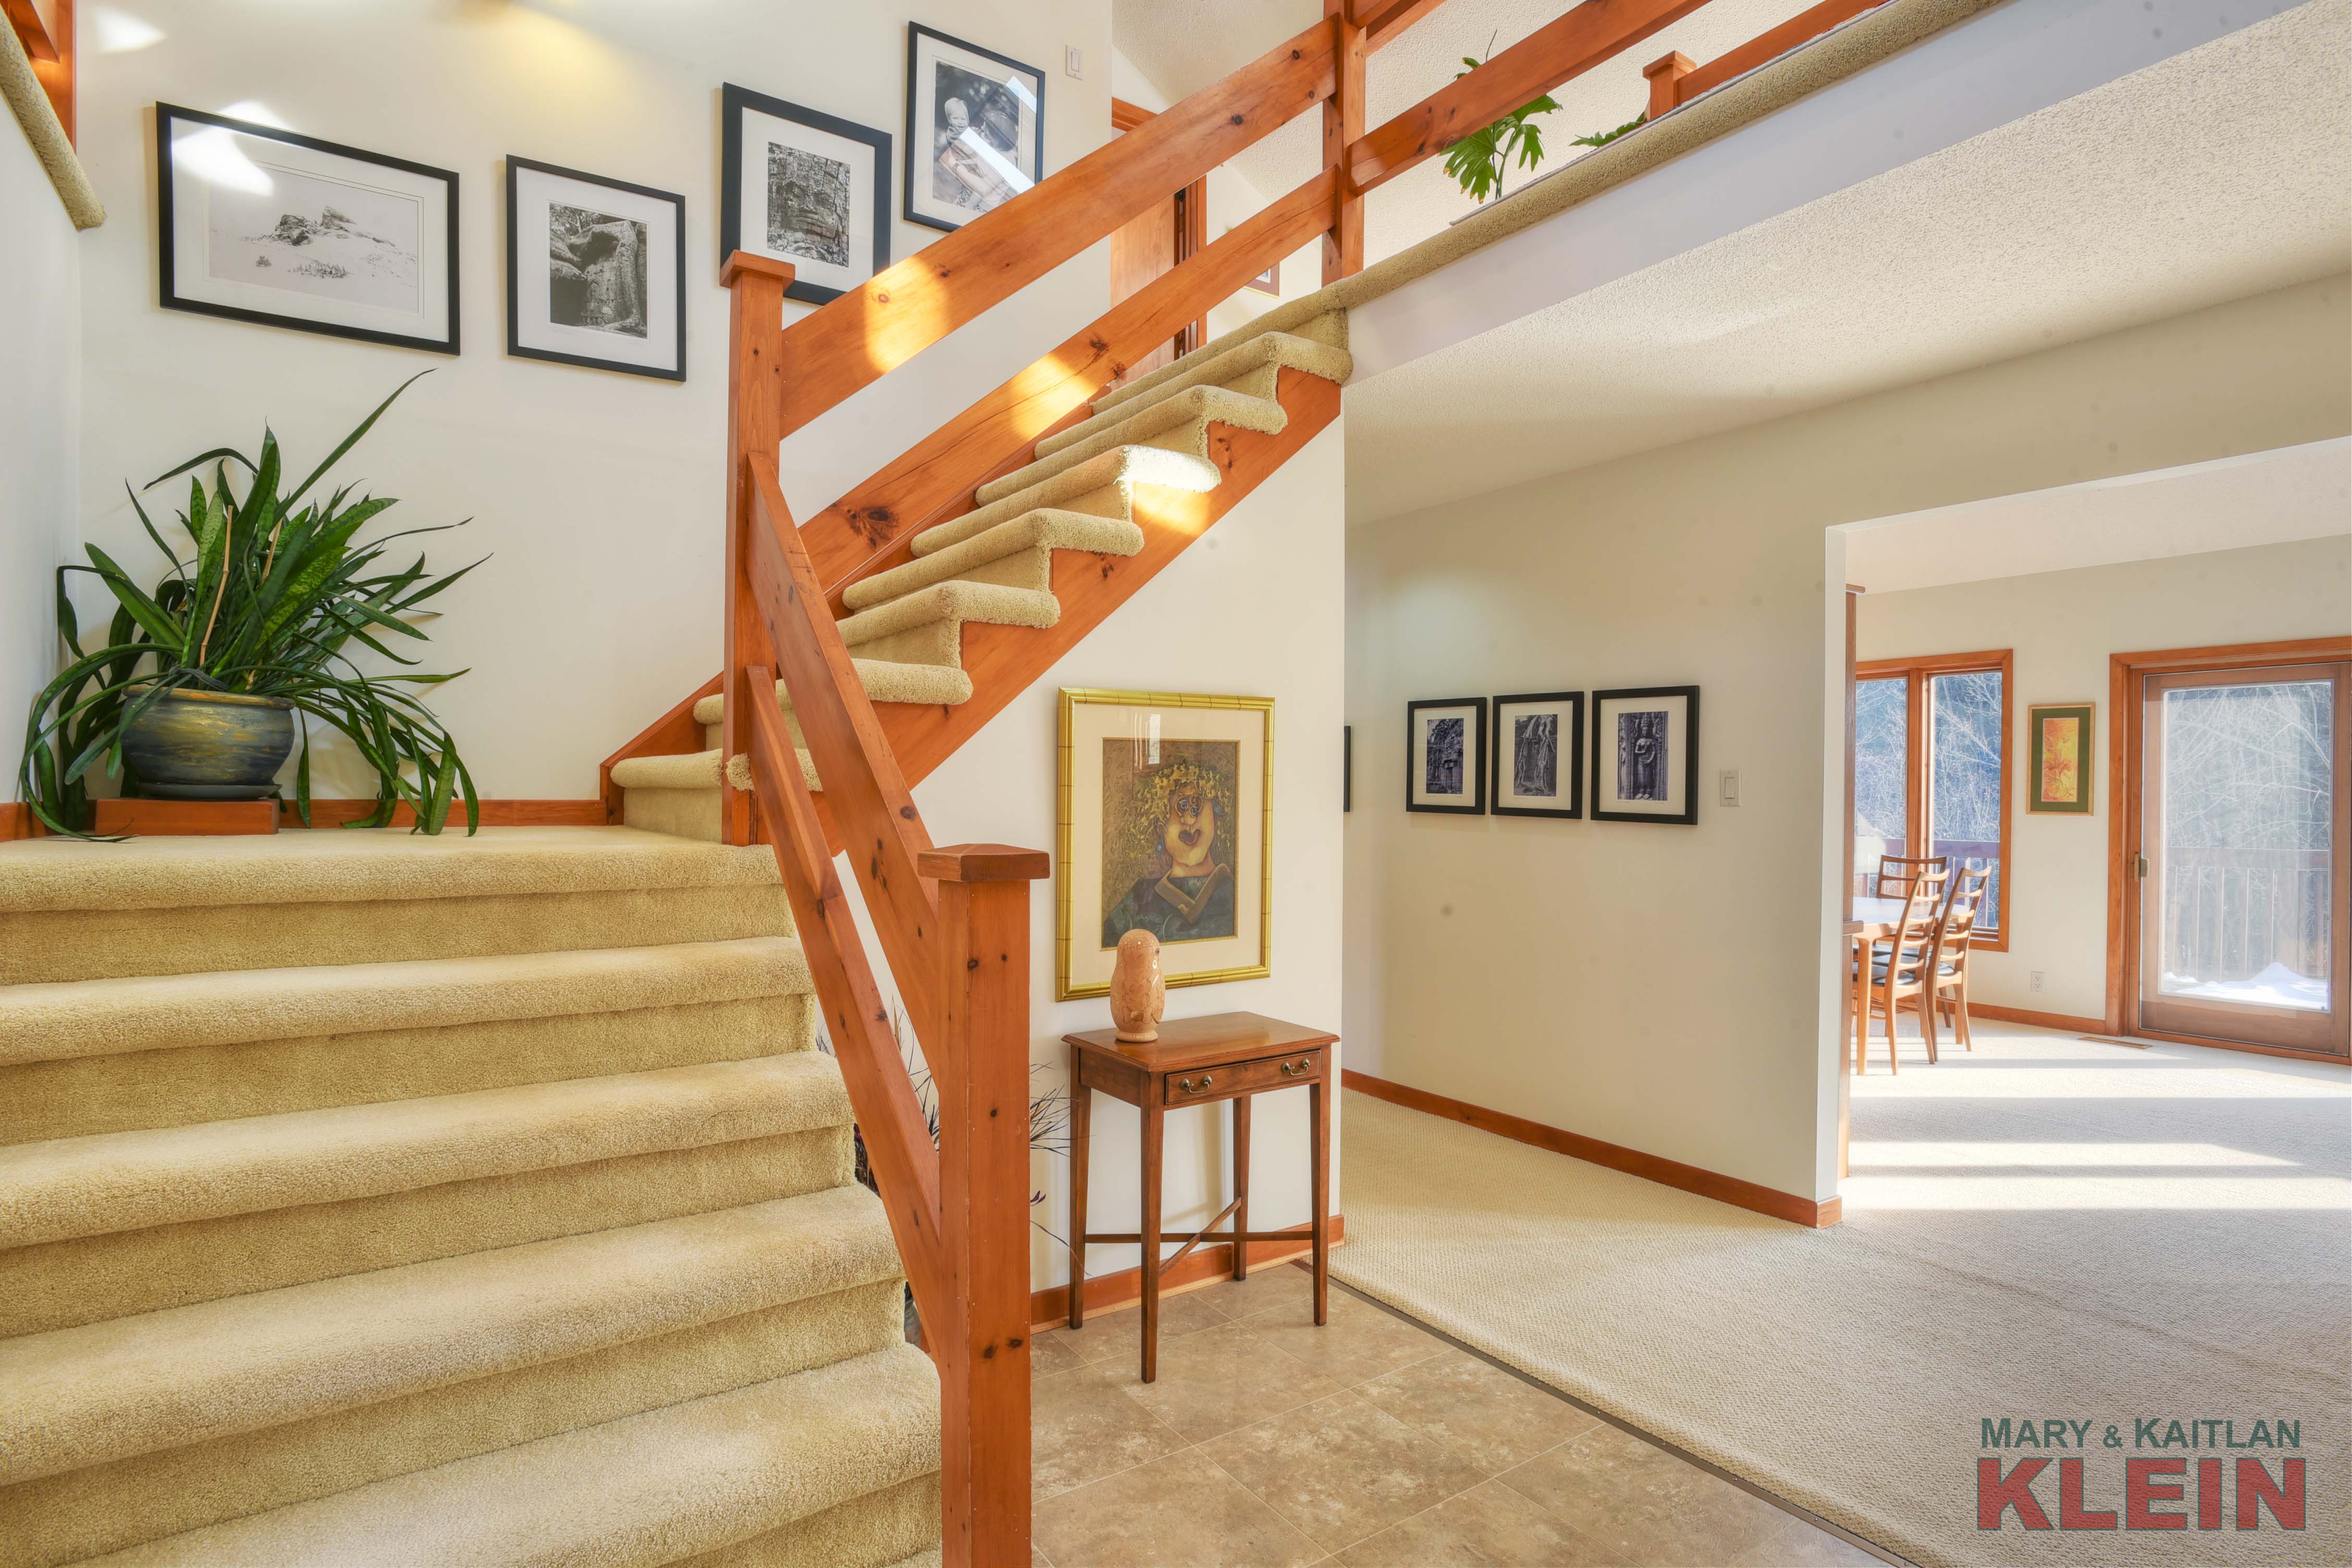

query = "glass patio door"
[{"left": 2136, "top": 662, "right": 2350, "bottom": 1055}]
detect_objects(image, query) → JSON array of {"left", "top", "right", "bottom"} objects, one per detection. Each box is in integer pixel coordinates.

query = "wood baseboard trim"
[
  {"left": 281, "top": 800, "right": 611, "bottom": 829},
  {"left": 2115, "top": 1028, "right": 2352, "bottom": 1065},
  {"left": 1342, "top": 1070, "right": 1839, "bottom": 1229},
  {"left": 0, "top": 803, "right": 32, "bottom": 841},
  {"left": 1966, "top": 1002, "right": 2108, "bottom": 1034},
  {"left": 1028, "top": 1216, "right": 1346, "bottom": 1331},
  {"left": 94, "top": 799, "right": 278, "bottom": 836}
]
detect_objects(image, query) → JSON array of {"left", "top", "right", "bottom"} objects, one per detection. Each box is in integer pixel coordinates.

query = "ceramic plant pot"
[{"left": 119, "top": 687, "right": 296, "bottom": 801}]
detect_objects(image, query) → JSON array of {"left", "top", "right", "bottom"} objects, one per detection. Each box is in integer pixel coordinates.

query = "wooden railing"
[
  {"left": 692, "top": 3, "right": 1894, "bottom": 1559},
  {"left": 1644, "top": 0, "right": 1885, "bottom": 118}
]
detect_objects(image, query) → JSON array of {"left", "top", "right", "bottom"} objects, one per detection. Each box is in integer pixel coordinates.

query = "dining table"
[{"left": 1843, "top": 896, "right": 1909, "bottom": 1072}]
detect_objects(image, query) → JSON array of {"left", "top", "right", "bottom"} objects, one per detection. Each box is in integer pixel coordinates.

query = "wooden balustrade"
[{"left": 1646, "top": 0, "right": 1884, "bottom": 116}]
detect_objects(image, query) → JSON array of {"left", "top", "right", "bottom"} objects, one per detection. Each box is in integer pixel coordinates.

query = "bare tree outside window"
[
  {"left": 1929, "top": 670, "right": 2004, "bottom": 930},
  {"left": 1855, "top": 677, "right": 1907, "bottom": 879}
]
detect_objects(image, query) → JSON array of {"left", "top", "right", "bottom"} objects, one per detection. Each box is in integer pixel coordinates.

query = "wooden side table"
[{"left": 1061, "top": 1011, "right": 1336, "bottom": 1382}]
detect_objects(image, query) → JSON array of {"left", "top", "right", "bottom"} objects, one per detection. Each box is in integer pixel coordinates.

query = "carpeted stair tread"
[
  {"left": 0, "top": 937, "right": 812, "bottom": 1069},
  {"left": 840, "top": 511, "right": 1143, "bottom": 611},
  {"left": 911, "top": 444, "right": 1219, "bottom": 560},
  {"left": 0, "top": 1055, "right": 851, "bottom": 1250},
  {"left": 1086, "top": 311, "right": 1351, "bottom": 423},
  {"left": 616, "top": 745, "right": 821, "bottom": 798},
  {"left": 975, "top": 388, "right": 1281, "bottom": 506},
  {"left": 0, "top": 1184, "right": 901, "bottom": 1488},
  {"left": 0, "top": 827, "right": 779, "bottom": 915},
  {"left": 688, "top": 663, "right": 971, "bottom": 726},
  {"left": 74, "top": 1342, "right": 940, "bottom": 1568},
  {"left": 835, "top": 581, "right": 1060, "bottom": 655}
]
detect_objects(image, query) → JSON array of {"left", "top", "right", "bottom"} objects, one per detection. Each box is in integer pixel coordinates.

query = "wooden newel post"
[
  {"left": 1642, "top": 51, "right": 1695, "bottom": 120},
  {"left": 1321, "top": 0, "right": 1366, "bottom": 284},
  {"left": 921, "top": 841, "right": 1051, "bottom": 1567},
  {"left": 720, "top": 250, "right": 795, "bottom": 847}
]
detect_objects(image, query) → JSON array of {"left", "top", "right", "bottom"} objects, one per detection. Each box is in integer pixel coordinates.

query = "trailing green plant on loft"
[
  {"left": 1441, "top": 44, "right": 1650, "bottom": 204},
  {"left": 18, "top": 374, "right": 485, "bottom": 837}
]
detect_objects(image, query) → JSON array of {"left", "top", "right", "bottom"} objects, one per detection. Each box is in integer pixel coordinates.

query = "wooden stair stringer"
[{"left": 874, "top": 365, "right": 1340, "bottom": 790}]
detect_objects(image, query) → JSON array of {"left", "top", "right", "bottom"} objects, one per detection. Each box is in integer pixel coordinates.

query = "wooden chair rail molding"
[
  {"left": 771, "top": 16, "right": 1340, "bottom": 445},
  {"left": 1645, "top": 0, "right": 1883, "bottom": 117}
]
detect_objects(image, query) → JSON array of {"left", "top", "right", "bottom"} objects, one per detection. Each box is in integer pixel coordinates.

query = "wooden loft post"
[
  {"left": 1643, "top": 50, "right": 1695, "bottom": 119},
  {"left": 923, "top": 842, "right": 1051, "bottom": 1566},
  {"left": 720, "top": 251, "right": 794, "bottom": 847},
  {"left": 1323, "top": 0, "right": 1367, "bottom": 283}
]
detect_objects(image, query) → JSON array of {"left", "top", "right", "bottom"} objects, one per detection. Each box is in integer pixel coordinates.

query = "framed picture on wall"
[
  {"left": 2027, "top": 701, "right": 2096, "bottom": 814},
  {"left": 720, "top": 84, "right": 891, "bottom": 307},
  {"left": 506, "top": 157, "right": 684, "bottom": 381},
  {"left": 1492, "top": 691, "right": 1584, "bottom": 818},
  {"left": 1591, "top": 685, "right": 1699, "bottom": 824},
  {"left": 1057, "top": 688, "right": 1272, "bottom": 1000},
  {"left": 156, "top": 103, "right": 459, "bottom": 354},
  {"left": 904, "top": 23, "right": 1045, "bottom": 232},
  {"left": 1406, "top": 697, "right": 1487, "bottom": 815}
]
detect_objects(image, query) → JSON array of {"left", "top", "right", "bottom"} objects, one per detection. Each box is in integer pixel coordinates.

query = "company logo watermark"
[{"left": 1976, "top": 1416, "right": 2304, "bottom": 1533}]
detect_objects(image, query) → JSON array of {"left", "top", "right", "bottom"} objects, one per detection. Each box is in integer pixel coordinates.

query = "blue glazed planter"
[{"left": 120, "top": 687, "right": 296, "bottom": 801}]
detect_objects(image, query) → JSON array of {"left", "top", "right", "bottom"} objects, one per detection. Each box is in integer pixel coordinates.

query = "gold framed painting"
[
  {"left": 1057, "top": 688, "right": 1272, "bottom": 1000},
  {"left": 2027, "top": 701, "right": 2096, "bottom": 814}
]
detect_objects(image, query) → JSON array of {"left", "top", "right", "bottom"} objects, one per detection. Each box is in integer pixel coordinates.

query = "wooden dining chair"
[
  {"left": 1873, "top": 853, "right": 1949, "bottom": 901},
  {"left": 1857, "top": 864, "right": 1949, "bottom": 1074},
  {"left": 1923, "top": 865, "right": 1989, "bottom": 1060}
]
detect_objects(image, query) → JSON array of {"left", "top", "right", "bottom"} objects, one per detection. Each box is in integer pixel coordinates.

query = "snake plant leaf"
[
  {"left": 146, "top": 446, "right": 256, "bottom": 488},
  {"left": 81, "top": 545, "right": 185, "bottom": 654},
  {"left": 284, "top": 370, "right": 432, "bottom": 509},
  {"left": 256, "top": 496, "right": 399, "bottom": 646}
]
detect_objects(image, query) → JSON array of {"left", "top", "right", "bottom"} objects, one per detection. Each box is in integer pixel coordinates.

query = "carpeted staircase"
[
  {"left": 610, "top": 313, "right": 1352, "bottom": 838},
  {"left": 0, "top": 826, "right": 942, "bottom": 1567}
]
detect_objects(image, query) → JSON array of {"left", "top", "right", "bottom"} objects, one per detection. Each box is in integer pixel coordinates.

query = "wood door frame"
[
  {"left": 1852, "top": 646, "right": 2014, "bottom": 950},
  {"left": 2106, "top": 635, "right": 2352, "bottom": 1059},
  {"left": 1109, "top": 97, "right": 1207, "bottom": 358}
]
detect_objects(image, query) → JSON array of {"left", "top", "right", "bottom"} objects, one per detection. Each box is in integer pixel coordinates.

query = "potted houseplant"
[{"left": 18, "top": 374, "right": 484, "bottom": 836}]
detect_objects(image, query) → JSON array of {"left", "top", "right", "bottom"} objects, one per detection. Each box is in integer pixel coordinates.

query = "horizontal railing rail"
[{"left": 1644, "top": 0, "right": 1885, "bottom": 117}]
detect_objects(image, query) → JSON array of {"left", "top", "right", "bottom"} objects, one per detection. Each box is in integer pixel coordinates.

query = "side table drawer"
[{"left": 1164, "top": 1047, "right": 1323, "bottom": 1106}]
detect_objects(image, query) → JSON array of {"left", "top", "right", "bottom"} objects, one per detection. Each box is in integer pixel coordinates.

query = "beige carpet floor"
[{"left": 1333, "top": 1023, "right": 2349, "bottom": 1567}]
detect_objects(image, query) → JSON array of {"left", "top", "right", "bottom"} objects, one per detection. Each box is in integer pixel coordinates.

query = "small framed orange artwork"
[{"left": 2027, "top": 702, "right": 2095, "bottom": 814}]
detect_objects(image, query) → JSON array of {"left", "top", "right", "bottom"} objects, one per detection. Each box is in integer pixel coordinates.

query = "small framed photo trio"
[{"left": 1401, "top": 685, "right": 1699, "bottom": 824}]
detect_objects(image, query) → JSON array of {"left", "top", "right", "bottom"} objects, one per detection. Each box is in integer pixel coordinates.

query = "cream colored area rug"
[{"left": 1333, "top": 1025, "right": 2350, "bottom": 1567}]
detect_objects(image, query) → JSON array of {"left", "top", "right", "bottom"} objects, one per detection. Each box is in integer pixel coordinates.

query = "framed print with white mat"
[{"left": 1591, "top": 685, "right": 1699, "bottom": 825}]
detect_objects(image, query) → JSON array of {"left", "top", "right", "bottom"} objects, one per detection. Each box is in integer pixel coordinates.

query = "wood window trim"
[
  {"left": 1853, "top": 647, "right": 2014, "bottom": 952},
  {"left": 2104, "top": 635, "right": 2352, "bottom": 1047}
]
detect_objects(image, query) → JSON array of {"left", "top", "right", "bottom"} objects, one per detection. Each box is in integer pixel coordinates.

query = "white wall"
[
  {"left": 1, "top": 103, "right": 81, "bottom": 796},
  {"left": 69, "top": 0, "right": 1114, "bottom": 799},
  {"left": 1856, "top": 535, "right": 2352, "bottom": 1023},
  {"left": 914, "top": 420, "right": 1348, "bottom": 1295},
  {"left": 1346, "top": 275, "right": 2350, "bottom": 1204}
]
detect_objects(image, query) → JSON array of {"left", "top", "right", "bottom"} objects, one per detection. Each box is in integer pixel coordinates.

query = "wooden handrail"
[
  {"left": 1647, "top": 0, "right": 1885, "bottom": 113},
  {"left": 1357, "top": 0, "right": 1454, "bottom": 51},
  {"left": 721, "top": 252, "right": 794, "bottom": 847},
  {"left": 772, "top": 17, "right": 1340, "bottom": 444},
  {"left": 800, "top": 167, "right": 1342, "bottom": 592},
  {"left": 746, "top": 455, "right": 943, "bottom": 1043},
  {"left": 1349, "top": 0, "right": 1715, "bottom": 192}
]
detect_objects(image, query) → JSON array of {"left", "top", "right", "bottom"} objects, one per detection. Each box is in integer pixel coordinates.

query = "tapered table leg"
[
  {"left": 1140, "top": 1092, "right": 1164, "bottom": 1382},
  {"left": 1232, "top": 1093, "right": 1252, "bottom": 1282},
  {"left": 1068, "top": 1069, "right": 1091, "bottom": 1329}
]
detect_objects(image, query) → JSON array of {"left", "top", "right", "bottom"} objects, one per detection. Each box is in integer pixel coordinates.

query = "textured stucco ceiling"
[
  {"left": 1338, "top": 1, "right": 2352, "bottom": 523},
  {"left": 1113, "top": 0, "right": 1828, "bottom": 265}
]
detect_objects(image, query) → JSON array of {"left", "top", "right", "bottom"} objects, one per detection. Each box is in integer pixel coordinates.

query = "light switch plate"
[
  {"left": 1065, "top": 46, "right": 1083, "bottom": 79},
  {"left": 1718, "top": 769, "right": 1740, "bottom": 806}
]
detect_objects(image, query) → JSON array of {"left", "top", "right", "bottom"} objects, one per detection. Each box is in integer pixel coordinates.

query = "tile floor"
[{"left": 1027, "top": 1264, "right": 1884, "bottom": 1567}]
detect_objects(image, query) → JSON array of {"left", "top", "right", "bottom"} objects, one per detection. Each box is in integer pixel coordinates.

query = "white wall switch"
[
  {"left": 1718, "top": 769, "right": 1740, "bottom": 806},
  {"left": 1065, "top": 46, "right": 1083, "bottom": 79}
]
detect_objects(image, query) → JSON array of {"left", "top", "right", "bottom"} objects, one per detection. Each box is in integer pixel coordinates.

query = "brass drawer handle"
[
  {"left": 1178, "top": 1074, "right": 1214, "bottom": 1095},
  {"left": 1280, "top": 1058, "right": 1310, "bottom": 1077}
]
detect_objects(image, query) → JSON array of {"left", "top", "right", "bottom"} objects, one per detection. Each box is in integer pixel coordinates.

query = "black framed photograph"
[
  {"left": 1406, "top": 698, "right": 1487, "bottom": 815},
  {"left": 1344, "top": 724, "right": 1353, "bottom": 813},
  {"left": 506, "top": 157, "right": 683, "bottom": 381},
  {"left": 904, "top": 23, "right": 1045, "bottom": 232},
  {"left": 157, "top": 103, "right": 458, "bottom": 354},
  {"left": 1492, "top": 691, "right": 1584, "bottom": 818},
  {"left": 1591, "top": 685, "right": 1700, "bottom": 825},
  {"left": 720, "top": 84, "right": 891, "bottom": 307}
]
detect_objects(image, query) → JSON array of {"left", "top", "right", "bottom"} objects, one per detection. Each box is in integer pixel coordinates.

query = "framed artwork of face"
[{"left": 1058, "top": 688, "right": 1271, "bottom": 999}]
